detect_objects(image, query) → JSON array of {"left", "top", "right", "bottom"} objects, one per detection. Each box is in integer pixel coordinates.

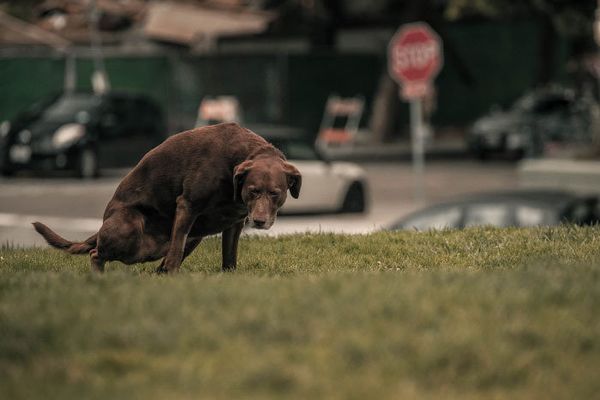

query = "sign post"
[{"left": 388, "top": 22, "right": 443, "bottom": 203}]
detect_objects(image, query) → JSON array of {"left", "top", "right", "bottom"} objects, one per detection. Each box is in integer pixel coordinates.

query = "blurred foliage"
[
  {"left": 0, "top": 0, "right": 595, "bottom": 44},
  {"left": 445, "top": 0, "right": 596, "bottom": 36},
  {"left": 0, "top": 0, "right": 43, "bottom": 21},
  {"left": 1, "top": 0, "right": 595, "bottom": 33}
]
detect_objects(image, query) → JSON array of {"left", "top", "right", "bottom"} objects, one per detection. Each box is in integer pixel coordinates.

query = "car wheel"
[
  {"left": 341, "top": 182, "right": 366, "bottom": 213},
  {"left": 474, "top": 147, "right": 490, "bottom": 161},
  {"left": 1, "top": 167, "right": 15, "bottom": 177},
  {"left": 509, "top": 148, "right": 525, "bottom": 160},
  {"left": 76, "top": 147, "right": 99, "bottom": 179}
]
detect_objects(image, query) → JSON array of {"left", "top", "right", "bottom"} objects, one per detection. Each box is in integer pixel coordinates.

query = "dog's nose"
[{"left": 253, "top": 219, "right": 266, "bottom": 228}]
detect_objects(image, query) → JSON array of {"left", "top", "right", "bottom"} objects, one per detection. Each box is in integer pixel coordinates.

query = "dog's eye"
[
  {"left": 249, "top": 189, "right": 261, "bottom": 197},
  {"left": 269, "top": 191, "right": 279, "bottom": 198}
]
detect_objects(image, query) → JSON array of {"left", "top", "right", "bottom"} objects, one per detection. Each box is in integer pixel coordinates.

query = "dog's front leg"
[
  {"left": 221, "top": 221, "right": 245, "bottom": 271},
  {"left": 162, "top": 196, "right": 197, "bottom": 273}
]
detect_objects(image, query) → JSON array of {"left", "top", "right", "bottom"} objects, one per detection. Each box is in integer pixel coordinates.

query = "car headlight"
[
  {"left": 18, "top": 129, "right": 32, "bottom": 143},
  {"left": 52, "top": 123, "right": 85, "bottom": 148},
  {"left": 0, "top": 121, "right": 10, "bottom": 138}
]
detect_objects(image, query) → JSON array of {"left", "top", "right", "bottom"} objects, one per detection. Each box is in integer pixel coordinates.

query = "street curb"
[
  {"left": 518, "top": 159, "right": 600, "bottom": 195},
  {"left": 321, "top": 141, "right": 468, "bottom": 162}
]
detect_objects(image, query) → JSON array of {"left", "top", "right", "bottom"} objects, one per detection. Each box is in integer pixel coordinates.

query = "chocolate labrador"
[{"left": 33, "top": 123, "right": 301, "bottom": 273}]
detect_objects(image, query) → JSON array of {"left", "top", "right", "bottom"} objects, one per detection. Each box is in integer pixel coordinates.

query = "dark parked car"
[
  {"left": 468, "top": 87, "right": 593, "bottom": 159},
  {"left": 389, "top": 190, "right": 599, "bottom": 231},
  {"left": 0, "top": 91, "right": 166, "bottom": 178}
]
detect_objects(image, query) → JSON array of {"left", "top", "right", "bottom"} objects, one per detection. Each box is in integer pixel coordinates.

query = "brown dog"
[{"left": 33, "top": 123, "right": 302, "bottom": 273}]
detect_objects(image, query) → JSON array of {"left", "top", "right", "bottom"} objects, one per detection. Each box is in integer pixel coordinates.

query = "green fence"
[
  {"left": 0, "top": 56, "right": 171, "bottom": 123},
  {"left": 74, "top": 57, "right": 171, "bottom": 107},
  {"left": 0, "top": 57, "right": 64, "bottom": 121}
]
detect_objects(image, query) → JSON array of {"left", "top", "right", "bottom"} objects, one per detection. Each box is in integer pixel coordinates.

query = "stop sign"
[{"left": 388, "top": 22, "right": 443, "bottom": 98}]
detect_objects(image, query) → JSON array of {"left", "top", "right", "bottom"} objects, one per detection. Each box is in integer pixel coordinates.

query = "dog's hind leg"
[
  {"left": 162, "top": 197, "right": 198, "bottom": 273},
  {"left": 156, "top": 237, "right": 202, "bottom": 274}
]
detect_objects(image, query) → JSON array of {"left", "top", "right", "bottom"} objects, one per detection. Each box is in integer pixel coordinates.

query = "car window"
[
  {"left": 515, "top": 205, "right": 556, "bottom": 226},
  {"left": 532, "top": 97, "right": 570, "bottom": 114},
  {"left": 464, "top": 204, "right": 511, "bottom": 227},
  {"left": 133, "top": 98, "right": 162, "bottom": 132},
  {"left": 101, "top": 96, "right": 137, "bottom": 135},
  {"left": 401, "top": 207, "right": 462, "bottom": 231},
  {"left": 109, "top": 97, "right": 133, "bottom": 121},
  {"left": 134, "top": 98, "right": 158, "bottom": 117}
]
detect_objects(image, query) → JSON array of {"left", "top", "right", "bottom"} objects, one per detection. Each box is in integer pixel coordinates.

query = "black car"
[
  {"left": 467, "top": 87, "right": 593, "bottom": 159},
  {"left": 389, "top": 190, "right": 599, "bottom": 231},
  {"left": 0, "top": 91, "right": 166, "bottom": 178}
]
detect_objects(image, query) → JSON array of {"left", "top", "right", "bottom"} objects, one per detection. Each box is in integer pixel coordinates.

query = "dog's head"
[{"left": 233, "top": 158, "right": 301, "bottom": 229}]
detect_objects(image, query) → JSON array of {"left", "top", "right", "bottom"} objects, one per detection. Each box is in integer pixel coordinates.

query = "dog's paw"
[{"left": 155, "top": 264, "right": 168, "bottom": 275}]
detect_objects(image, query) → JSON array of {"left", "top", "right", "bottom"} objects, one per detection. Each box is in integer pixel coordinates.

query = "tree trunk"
[
  {"left": 536, "top": 15, "right": 557, "bottom": 86},
  {"left": 369, "top": 72, "right": 401, "bottom": 143}
]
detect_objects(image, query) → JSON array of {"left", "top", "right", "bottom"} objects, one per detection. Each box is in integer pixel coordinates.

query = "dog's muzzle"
[
  {"left": 247, "top": 198, "right": 276, "bottom": 230},
  {"left": 248, "top": 216, "right": 274, "bottom": 230}
]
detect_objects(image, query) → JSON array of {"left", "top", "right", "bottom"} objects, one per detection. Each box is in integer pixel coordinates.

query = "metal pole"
[
  {"left": 88, "top": 0, "right": 110, "bottom": 93},
  {"left": 410, "top": 98, "right": 425, "bottom": 203},
  {"left": 593, "top": 1, "right": 600, "bottom": 151},
  {"left": 596, "top": 1, "right": 600, "bottom": 99},
  {"left": 63, "top": 53, "right": 76, "bottom": 93}
]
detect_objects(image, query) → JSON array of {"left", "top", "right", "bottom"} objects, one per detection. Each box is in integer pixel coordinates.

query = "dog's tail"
[{"left": 32, "top": 222, "right": 97, "bottom": 254}]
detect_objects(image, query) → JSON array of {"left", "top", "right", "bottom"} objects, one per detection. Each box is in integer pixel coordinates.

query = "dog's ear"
[
  {"left": 233, "top": 160, "right": 253, "bottom": 201},
  {"left": 283, "top": 162, "right": 302, "bottom": 199}
]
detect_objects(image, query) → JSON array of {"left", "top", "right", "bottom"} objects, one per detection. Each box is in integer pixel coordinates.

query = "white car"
[{"left": 250, "top": 125, "right": 368, "bottom": 214}]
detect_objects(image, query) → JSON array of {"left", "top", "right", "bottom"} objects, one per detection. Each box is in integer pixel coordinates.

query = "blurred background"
[{"left": 1, "top": 0, "right": 600, "bottom": 247}]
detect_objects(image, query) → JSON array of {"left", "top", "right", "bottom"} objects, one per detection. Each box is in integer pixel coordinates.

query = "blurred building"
[{"left": 0, "top": 0, "right": 595, "bottom": 142}]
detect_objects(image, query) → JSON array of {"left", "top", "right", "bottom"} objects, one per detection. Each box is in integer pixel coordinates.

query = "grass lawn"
[{"left": 1, "top": 226, "right": 600, "bottom": 399}]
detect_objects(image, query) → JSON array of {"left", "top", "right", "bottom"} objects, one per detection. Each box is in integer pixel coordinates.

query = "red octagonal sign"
[{"left": 388, "top": 22, "right": 443, "bottom": 98}]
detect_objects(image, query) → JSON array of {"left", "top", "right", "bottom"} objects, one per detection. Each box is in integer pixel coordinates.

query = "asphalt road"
[{"left": 0, "top": 161, "right": 519, "bottom": 247}]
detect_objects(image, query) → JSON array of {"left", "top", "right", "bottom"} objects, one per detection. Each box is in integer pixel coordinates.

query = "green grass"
[{"left": 1, "top": 226, "right": 600, "bottom": 399}]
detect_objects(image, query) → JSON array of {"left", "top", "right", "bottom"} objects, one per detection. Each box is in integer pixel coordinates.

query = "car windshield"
[
  {"left": 512, "top": 94, "right": 537, "bottom": 113},
  {"left": 512, "top": 92, "right": 570, "bottom": 115},
  {"left": 269, "top": 139, "right": 320, "bottom": 160},
  {"left": 42, "top": 94, "right": 101, "bottom": 122}
]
